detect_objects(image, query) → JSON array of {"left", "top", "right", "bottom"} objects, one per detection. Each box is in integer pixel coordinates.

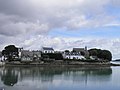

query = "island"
[{"left": 0, "top": 45, "right": 113, "bottom": 66}]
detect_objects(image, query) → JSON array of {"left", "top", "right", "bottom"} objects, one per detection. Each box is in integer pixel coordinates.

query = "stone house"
[
  {"left": 73, "top": 46, "right": 89, "bottom": 58},
  {"left": 21, "top": 50, "right": 33, "bottom": 61}
]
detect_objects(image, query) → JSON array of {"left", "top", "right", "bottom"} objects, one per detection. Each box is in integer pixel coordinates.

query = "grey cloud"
[
  {"left": 0, "top": 0, "right": 36, "bottom": 18},
  {"left": 0, "top": 0, "right": 116, "bottom": 35},
  {"left": 0, "top": 13, "right": 49, "bottom": 36}
]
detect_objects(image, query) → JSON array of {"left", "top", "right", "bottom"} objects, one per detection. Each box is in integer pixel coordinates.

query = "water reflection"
[
  {"left": 1, "top": 68, "right": 18, "bottom": 86},
  {"left": 0, "top": 66, "right": 112, "bottom": 87}
]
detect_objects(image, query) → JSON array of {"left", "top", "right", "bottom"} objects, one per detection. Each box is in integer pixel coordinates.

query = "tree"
[
  {"left": 101, "top": 50, "right": 112, "bottom": 61},
  {"left": 88, "top": 48, "right": 112, "bottom": 61},
  {"left": 80, "top": 51, "right": 85, "bottom": 56},
  {"left": 65, "top": 50, "right": 70, "bottom": 53},
  {"left": 88, "top": 49, "right": 98, "bottom": 56},
  {"left": 2, "top": 45, "right": 18, "bottom": 62},
  {"left": 41, "top": 53, "right": 63, "bottom": 60}
]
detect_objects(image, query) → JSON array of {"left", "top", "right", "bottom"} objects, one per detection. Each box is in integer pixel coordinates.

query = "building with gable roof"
[{"left": 41, "top": 47, "right": 54, "bottom": 53}]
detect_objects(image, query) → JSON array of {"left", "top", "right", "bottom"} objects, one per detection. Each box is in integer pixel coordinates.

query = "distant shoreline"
[
  {"left": 4, "top": 60, "right": 113, "bottom": 67},
  {"left": 1, "top": 60, "right": 120, "bottom": 67}
]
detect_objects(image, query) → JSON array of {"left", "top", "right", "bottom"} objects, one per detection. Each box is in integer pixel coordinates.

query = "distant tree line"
[{"left": 88, "top": 48, "right": 112, "bottom": 61}]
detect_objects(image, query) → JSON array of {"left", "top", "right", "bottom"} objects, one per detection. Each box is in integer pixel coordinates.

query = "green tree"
[
  {"left": 41, "top": 53, "right": 63, "bottom": 60},
  {"left": 88, "top": 48, "right": 112, "bottom": 61},
  {"left": 80, "top": 51, "right": 85, "bottom": 56},
  {"left": 2, "top": 45, "right": 18, "bottom": 62},
  {"left": 65, "top": 50, "right": 70, "bottom": 53},
  {"left": 101, "top": 50, "right": 112, "bottom": 61},
  {"left": 88, "top": 49, "right": 98, "bottom": 56}
]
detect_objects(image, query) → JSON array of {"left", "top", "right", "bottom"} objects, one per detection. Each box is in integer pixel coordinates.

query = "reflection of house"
[{"left": 41, "top": 47, "right": 54, "bottom": 53}]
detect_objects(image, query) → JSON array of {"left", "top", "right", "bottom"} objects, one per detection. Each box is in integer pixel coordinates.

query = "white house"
[
  {"left": 63, "top": 52, "right": 86, "bottom": 60},
  {"left": 41, "top": 47, "right": 54, "bottom": 53}
]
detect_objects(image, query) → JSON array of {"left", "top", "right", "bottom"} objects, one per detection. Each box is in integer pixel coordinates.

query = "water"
[
  {"left": 111, "top": 61, "right": 120, "bottom": 64},
  {"left": 0, "top": 66, "right": 120, "bottom": 90}
]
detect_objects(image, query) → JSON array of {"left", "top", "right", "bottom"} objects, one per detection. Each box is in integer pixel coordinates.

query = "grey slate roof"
[
  {"left": 21, "top": 50, "right": 33, "bottom": 57},
  {"left": 73, "top": 48, "right": 85, "bottom": 52},
  {"left": 42, "top": 47, "right": 54, "bottom": 51},
  {"left": 33, "top": 51, "right": 41, "bottom": 57}
]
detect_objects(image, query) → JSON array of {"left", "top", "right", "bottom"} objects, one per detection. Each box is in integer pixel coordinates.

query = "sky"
[{"left": 0, "top": 0, "right": 120, "bottom": 59}]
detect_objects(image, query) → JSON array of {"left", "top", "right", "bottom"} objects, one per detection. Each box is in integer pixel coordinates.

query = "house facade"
[
  {"left": 63, "top": 47, "right": 89, "bottom": 60},
  {"left": 41, "top": 47, "right": 54, "bottom": 53},
  {"left": 63, "top": 52, "right": 86, "bottom": 60}
]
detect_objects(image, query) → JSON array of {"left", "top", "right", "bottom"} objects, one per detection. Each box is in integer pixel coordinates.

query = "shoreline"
[
  {"left": 1, "top": 60, "right": 119, "bottom": 67},
  {"left": 4, "top": 61, "right": 113, "bottom": 67}
]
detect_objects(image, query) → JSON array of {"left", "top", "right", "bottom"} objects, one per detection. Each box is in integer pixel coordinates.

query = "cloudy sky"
[{"left": 0, "top": 0, "right": 120, "bottom": 59}]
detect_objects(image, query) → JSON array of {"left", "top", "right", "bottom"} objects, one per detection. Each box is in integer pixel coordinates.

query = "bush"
[{"left": 41, "top": 53, "right": 63, "bottom": 60}]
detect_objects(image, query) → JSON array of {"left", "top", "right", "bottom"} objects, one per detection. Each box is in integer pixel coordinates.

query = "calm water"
[
  {"left": 111, "top": 61, "right": 120, "bottom": 64},
  {"left": 0, "top": 66, "right": 120, "bottom": 90}
]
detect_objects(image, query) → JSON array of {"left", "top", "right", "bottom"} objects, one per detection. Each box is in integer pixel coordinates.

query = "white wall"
[
  {"left": 43, "top": 50, "right": 54, "bottom": 53},
  {"left": 64, "top": 55, "right": 85, "bottom": 60}
]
